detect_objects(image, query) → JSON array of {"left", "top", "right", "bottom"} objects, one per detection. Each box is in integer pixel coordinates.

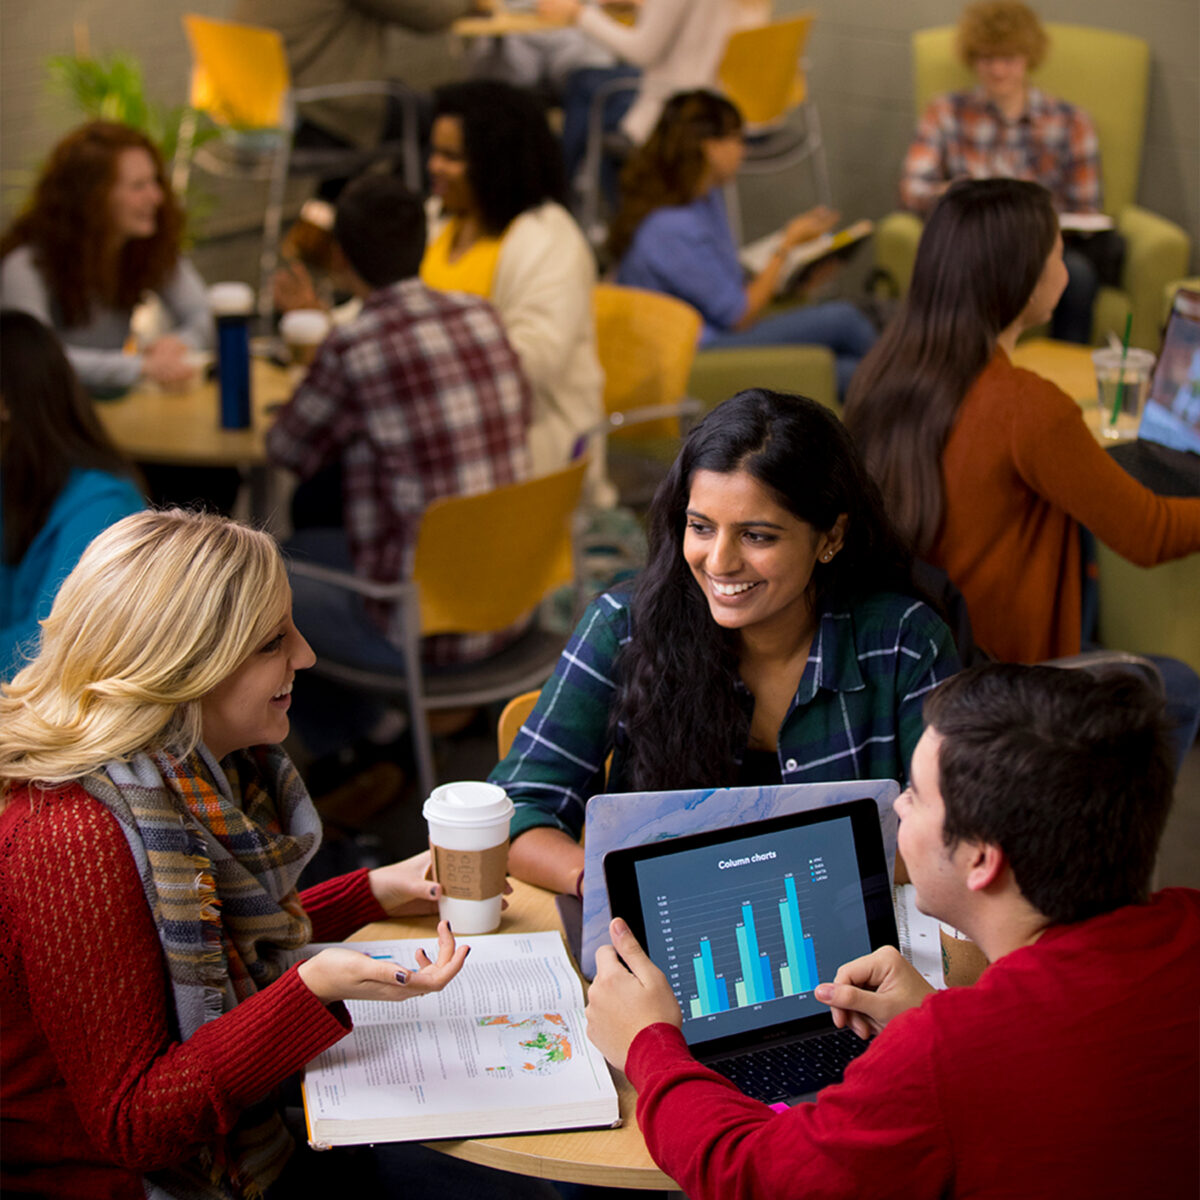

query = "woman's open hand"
[
  {"left": 368, "top": 849, "right": 443, "bottom": 917},
  {"left": 781, "top": 206, "right": 840, "bottom": 250},
  {"left": 298, "top": 920, "right": 469, "bottom": 1004}
]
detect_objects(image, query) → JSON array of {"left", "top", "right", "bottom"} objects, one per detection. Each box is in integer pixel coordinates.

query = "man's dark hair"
[
  {"left": 923, "top": 663, "right": 1174, "bottom": 925},
  {"left": 333, "top": 174, "right": 426, "bottom": 288}
]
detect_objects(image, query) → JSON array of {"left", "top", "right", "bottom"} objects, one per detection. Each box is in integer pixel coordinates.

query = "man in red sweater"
[{"left": 587, "top": 663, "right": 1200, "bottom": 1198}]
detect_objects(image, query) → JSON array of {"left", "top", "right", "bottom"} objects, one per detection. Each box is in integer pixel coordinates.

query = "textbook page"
[
  {"left": 739, "top": 219, "right": 874, "bottom": 294},
  {"left": 301, "top": 931, "right": 620, "bottom": 1145}
]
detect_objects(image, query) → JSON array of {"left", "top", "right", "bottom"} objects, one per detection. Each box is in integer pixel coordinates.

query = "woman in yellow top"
[{"left": 421, "top": 81, "right": 603, "bottom": 477}]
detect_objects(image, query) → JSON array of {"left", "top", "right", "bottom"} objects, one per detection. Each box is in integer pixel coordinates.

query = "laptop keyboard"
[{"left": 707, "top": 1027, "right": 870, "bottom": 1103}]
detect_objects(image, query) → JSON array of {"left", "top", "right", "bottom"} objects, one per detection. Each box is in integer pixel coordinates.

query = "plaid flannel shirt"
[
  {"left": 491, "top": 589, "right": 961, "bottom": 841},
  {"left": 267, "top": 279, "right": 533, "bottom": 665},
  {"left": 900, "top": 86, "right": 1101, "bottom": 215}
]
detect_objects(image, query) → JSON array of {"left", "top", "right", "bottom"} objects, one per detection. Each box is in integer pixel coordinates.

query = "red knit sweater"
[
  {"left": 0, "top": 784, "right": 388, "bottom": 1198},
  {"left": 627, "top": 889, "right": 1200, "bottom": 1199},
  {"left": 931, "top": 349, "right": 1200, "bottom": 662}
]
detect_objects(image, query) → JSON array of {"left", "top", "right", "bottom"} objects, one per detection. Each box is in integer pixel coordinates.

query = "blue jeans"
[
  {"left": 560, "top": 65, "right": 639, "bottom": 204},
  {"left": 705, "top": 300, "right": 878, "bottom": 399},
  {"left": 1051, "top": 245, "right": 1100, "bottom": 344}
]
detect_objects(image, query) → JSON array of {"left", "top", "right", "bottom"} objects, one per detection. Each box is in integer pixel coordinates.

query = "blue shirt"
[
  {"left": 0, "top": 468, "right": 144, "bottom": 679},
  {"left": 491, "top": 589, "right": 961, "bottom": 841},
  {"left": 616, "top": 189, "right": 746, "bottom": 343}
]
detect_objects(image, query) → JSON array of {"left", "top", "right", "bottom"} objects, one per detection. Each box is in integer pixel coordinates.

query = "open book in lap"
[{"left": 739, "top": 219, "right": 874, "bottom": 298}]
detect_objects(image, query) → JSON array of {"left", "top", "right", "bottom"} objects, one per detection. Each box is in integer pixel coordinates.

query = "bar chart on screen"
[{"left": 651, "top": 858, "right": 832, "bottom": 1020}]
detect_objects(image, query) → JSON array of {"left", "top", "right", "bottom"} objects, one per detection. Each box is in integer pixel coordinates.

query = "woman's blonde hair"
[
  {"left": 0, "top": 509, "right": 290, "bottom": 794},
  {"left": 956, "top": 1, "right": 1048, "bottom": 69}
]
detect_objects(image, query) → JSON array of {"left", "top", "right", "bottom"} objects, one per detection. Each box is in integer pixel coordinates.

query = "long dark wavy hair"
[
  {"left": 608, "top": 89, "right": 743, "bottom": 263},
  {"left": 842, "top": 178, "right": 1059, "bottom": 553},
  {"left": 0, "top": 121, "right": 184, "bottom": 328},
  {"left": 612, "top": 389, "right": 918, "bottom": 791},
  {"left": 0, "top": 310, "right": 138, "bottom": 565},
  {"left": 432, "top": 81, "right": 568, "bottom": 236}
]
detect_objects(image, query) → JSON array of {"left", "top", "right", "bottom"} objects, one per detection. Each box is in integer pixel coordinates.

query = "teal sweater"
[{"left": 1, "top": 468, "right": 144, "bottom": 680}]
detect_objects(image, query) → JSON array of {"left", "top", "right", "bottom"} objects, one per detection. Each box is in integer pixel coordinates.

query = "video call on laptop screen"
[{"left": 607, "top": 803, "right": 895, "bottom": 1051}]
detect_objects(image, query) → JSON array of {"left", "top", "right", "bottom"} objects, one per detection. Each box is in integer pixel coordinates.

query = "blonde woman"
[{"left": 0, "top": 510, "right": 473, "bottom": 1198}]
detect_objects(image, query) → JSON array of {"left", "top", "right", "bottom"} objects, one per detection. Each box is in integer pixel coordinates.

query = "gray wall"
[{"left": 2, "top": 0, "right": 1196, "bottom": 265}]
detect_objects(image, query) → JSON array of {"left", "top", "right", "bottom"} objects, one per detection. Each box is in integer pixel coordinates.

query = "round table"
[{"left": 349, "top": 880, "right": 674, "bottom": 1190}]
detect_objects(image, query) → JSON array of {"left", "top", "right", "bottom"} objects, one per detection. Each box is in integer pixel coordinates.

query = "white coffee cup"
[
  {"left": 423, "top": 781, "right": 514, "bottom": 934},
  {"left": 279, "top": 307, "right": 331, "bottom": 367}
]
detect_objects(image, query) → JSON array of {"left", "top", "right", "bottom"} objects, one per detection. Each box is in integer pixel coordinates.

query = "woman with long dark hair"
[
  {"left": 1, "top": 120, "right": 212, "bottom": 393},
  {"left": 843, "top": 178, "right": 1200, "bottom": 665},
  {"left": 0, "top": 310, "right": 143, "bottom": 679},
  {"left": 420, "top": 80, "right": 602, "bottom": 476},
  {"left": 491, "top": 389, "right": 960, "bottom": 895},
  {"left": 611, "top": 91, "right": 877, "bottom": 398}
]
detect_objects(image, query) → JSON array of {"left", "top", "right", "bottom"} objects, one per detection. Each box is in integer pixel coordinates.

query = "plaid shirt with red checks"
[
  {"left": 900, "top": 86, "right": 1101, "bottom": 215},
  {"left": 267, "top": 278, "right": 533, "bottom": 666}
]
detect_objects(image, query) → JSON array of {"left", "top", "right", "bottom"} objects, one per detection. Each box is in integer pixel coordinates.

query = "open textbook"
[
  {"left": 299, "top": 931, "right": 620, "bottom": 1147},
  {"left": 739, "top": 218, "right": 874, "bottom": 296}
]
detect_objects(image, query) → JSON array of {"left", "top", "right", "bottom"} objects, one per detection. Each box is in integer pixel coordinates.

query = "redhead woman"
[
  {"left": 491, "top": 389, "right": 960, "bottom": 895},
  {"left": 1, "top": 121, "right": 212, "bottom": 393},
  {"left": 0, "top": 511, "right": 478, "bottom": 1197}
]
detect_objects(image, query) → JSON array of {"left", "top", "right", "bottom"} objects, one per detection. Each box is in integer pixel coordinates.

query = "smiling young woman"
[
  {"left": 491, "top": 389, "right": 961, "bottom": 895},
  {"left": 0, "top": 121, "right": 213, "bottom": 392},
  {"left": 0, "top": 510, "right": 477, "bottom": 1198}
]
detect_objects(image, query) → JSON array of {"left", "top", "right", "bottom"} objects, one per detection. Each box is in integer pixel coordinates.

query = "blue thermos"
[{"left": 208, "top": 282, "right": 254, "bottom": 430}]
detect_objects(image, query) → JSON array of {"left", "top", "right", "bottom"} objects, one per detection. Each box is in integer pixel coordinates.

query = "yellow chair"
[
  {"left": 288, "top": 459, "right": 589, "bottom": 798},
  {"left": 592, "top": 283, "right": 704, "bottom": 504},
  {"left": 873, "top": 23, "right": 1191, "bottom": 350},
  {"left": 175, "top": 14, "right": 422, "bottom": 318},
  {"left": 497, "top": 690, "right": 541, "bottom": 760},
  {"left": 717, "top": 13, "right": 832, "bottom": 244}
]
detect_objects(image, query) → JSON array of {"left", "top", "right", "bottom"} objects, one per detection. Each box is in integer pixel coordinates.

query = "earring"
[{"left": 821, "top": 550, "right": 833, "bottom": 562}]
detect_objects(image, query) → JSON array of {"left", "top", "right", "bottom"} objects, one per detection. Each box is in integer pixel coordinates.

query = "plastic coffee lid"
[
  {"left": 280, "top": 308, "right": 332, "bottom": 343},
  {"left": 423, "top": 781, "right": 514, "bottom": 826},
  {"left": 208, "top": 281, "right": 255, "bottom": 317}
]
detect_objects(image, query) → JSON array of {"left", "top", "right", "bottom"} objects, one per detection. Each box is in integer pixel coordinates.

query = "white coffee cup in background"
[
  {"left": 423, "top": 781, "right": 514, "bottom": 934},
  {"left": 279, "top": 307, "right": 332, "bottom": 368}
]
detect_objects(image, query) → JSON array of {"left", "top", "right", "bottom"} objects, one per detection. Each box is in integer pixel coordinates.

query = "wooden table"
[
  {"left": 95, "top": 358, "right": 296, "bottom": 524},
  {"left": 349, "top": 881, "right": 674, "bottom": 1190},
  {"left": 95, "top": 358, "right": 293, "bottom": 468},
  {"left": 451, "top": 11, "right": 558, "bottom": 36}
]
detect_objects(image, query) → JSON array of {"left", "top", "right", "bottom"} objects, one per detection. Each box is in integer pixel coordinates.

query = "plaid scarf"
[{"left": 81, "top": 743, "right": 322, "bottom": 1200}]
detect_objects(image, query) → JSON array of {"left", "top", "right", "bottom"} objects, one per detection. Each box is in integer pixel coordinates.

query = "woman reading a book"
[
  {"left": 0, "top": 509, "right": 481, "bottom": 1198},
  {"left": 610, "top": 90, "right": 877, "bottom": 398},
  {"left": 491, "top": 389, "right": 960, "bottom": 896},
  {"left": 843, "top": 178, "right": 1200, "bottom": 763}
]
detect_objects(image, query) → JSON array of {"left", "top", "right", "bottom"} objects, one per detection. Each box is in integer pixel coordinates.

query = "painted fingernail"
[
  {"left": 429, "top": 886, "right": 438, "bottom": 898},
  {"left": 464, "top": 945, "right": 471, "bottom": 956},
  {"left": 446, "top": 922, "right": 453, "bottom": 934},
  {"left": 395, "top": 970, "right": 408, "bottom": 984}
]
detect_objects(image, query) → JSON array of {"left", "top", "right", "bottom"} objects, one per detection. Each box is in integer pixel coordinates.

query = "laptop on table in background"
[
  {"left": 1107, "top": 286, "right": 1200, "bottom": 497},
  {"left": 604, "top": 797, "right": 897, "bottom": 1105}
]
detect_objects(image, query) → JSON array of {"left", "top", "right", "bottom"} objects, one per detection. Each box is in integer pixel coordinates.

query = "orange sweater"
[{"left": 930, "top": 349, "right": 1200, "bottom": 662}]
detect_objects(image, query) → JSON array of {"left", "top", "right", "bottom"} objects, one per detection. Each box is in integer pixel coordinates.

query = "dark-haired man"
[
  {"left": 267, "top": 175, "right": 532, "bottom": 741},
  {"left": 587, "top": 663, "right": 1199, "bottom": 1197}
]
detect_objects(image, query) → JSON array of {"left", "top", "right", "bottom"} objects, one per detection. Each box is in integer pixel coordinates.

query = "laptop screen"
[
  {"left": 1140, "top": 287, "right": 1200, "bottom": 456},
  {"left": 604, "top": 799, "right": 897, "bottom": 1059}
]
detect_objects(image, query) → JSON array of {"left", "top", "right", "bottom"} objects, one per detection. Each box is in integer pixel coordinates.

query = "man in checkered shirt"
[
  {"left": 899, "top": 2, "right": 1105, "bottom": 343},
  {"left": 267, "top": 174, "right": 533, "bottom": 743}
]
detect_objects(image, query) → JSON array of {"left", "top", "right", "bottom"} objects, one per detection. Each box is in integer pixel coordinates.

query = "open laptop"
[
  {"left": 1107, "top": 287, "right": 1200, "bottom": 497},
  {"left": 604, "top": 797, "right": 897, "bottom": 1105}
]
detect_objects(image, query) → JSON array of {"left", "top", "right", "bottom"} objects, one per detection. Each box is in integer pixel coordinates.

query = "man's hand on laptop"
[
  {"left": 587, "top": 918, "right": 683, "bottom": 1071},
  {"left": 815, "top": 946, "right": 934, "bottom": 1040}
]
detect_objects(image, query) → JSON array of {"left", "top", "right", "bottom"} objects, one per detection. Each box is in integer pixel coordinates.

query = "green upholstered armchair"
[{"left": 873, "top": 23, "right": 1192, "bottom": 351}]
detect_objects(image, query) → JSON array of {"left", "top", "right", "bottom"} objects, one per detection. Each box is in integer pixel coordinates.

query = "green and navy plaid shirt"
[{"left": 492, "top": 589, "right": 960, "bottom": 841}]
